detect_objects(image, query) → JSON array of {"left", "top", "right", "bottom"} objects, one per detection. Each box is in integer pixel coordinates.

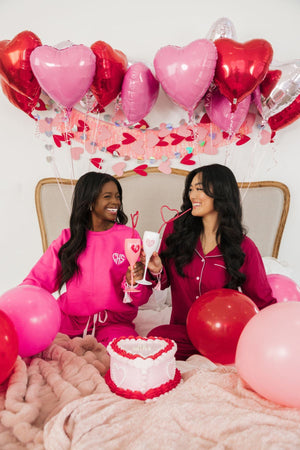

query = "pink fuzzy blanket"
[{"left": 1, "top": 333, "right": 300, "bottom": 449}]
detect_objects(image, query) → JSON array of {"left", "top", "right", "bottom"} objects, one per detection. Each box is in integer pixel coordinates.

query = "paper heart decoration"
[
  {"left": 90, "top": 158, "right": 104, "bottom": 169},
  {"left": 0, "top": 31, "right": 41, "bottom": 101},
  {"left": 180, "top": 154, "right": 195, "bottom": 165},
  {"left": 235, "top": 134, "right": 251, "bottom": 146},
  {"left": 259, "top": 129, "right": 272, "bottom": 145},
  {"left": 30, "top": 44, "right": 96, "bottom": 110},
  {"left": 112, "top": 162, "right": 126, "bottom": 177},
  {"left": 158, "top": 159, "right": 172, "bottom": 175},
  {"left": 122, "top": 132, "right": 136, "bottom": 145},
  {"left": 154, "top": 39, "right": 217, "bottom": 115},
  {"left": 133, "top": 164, "right": 148, "bottom": 176},
  {"left": 71, "top": 147, "right": 84, "bottom": 160},
  {"left": 90, "top": 40, "right": 127, "bottom": 110},
  {"left": 214, "top": 38, "right": 273, "bottom": 108},
  {"left": 121, "top": 62, "right": 159, "bottom": 124}
]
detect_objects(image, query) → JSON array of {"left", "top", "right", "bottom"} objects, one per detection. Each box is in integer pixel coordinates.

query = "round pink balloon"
[
  {"left": 121, "top": 62, "right": 159, "bottom": 124},
  {"left": 267, "top": 273, "right": 300, "bottom": 303},
  {"left": 0, "top": 285, "right": 61, "bottom": 357},
  {"left": 154, "top": 39, "right": 217, "bottom": 117},
  {"left": 236, "top": 302, "right": 300, "bottom": 407},
  {"left": 30, "top": 44, "right": 96, "bottom": 111},
  {"left": 205, "top": 87, "right": 251, "bottom": 133}
]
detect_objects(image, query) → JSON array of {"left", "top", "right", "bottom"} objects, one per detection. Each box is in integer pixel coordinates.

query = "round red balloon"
[
  {"left": 0, "top": 310, "right": 19, "bottom": 385},
  {"left": 214, "top": 38, "right": 273, "bottom": 108},
  {"left": 90, "top": 40, "right": 127, "bottom": 111},
  {"left": 186, "top": 288, "right": 259, "bottom": 364}
]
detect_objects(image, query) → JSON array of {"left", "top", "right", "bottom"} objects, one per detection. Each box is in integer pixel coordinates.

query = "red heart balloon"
[
  {"left": 268, "top": 94, "right": 300, "bottom": 131},
  {"left": 1, "top": 78, "right": 36, "bottom": 117},
  {"left": 0, "top": 30, "right": 41, "bottom": 103},
  {"left": 260, "top": 69, "right": 282, "bottom": 98},
  {"left": 214, "top": 38, "right": 273, "bottom": 108},
  {"left": 90, "top": 41, "right": 127, "bottom": 111}
]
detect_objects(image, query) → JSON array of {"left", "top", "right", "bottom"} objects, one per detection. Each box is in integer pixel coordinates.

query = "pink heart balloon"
[
  {"left": 30, "top": 44, "right": 96, "bottom": 110},
  {"left": 121, "top": 62, "right": 159, "bottom": 124},
  {"left": 205, "top": 87, "right": 251, "bottom": 134},
  {"left": 154, "top": 39, "right": 217, "bottom": 116}
]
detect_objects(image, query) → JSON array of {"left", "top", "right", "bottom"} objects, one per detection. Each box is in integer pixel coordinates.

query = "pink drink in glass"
[{"left": 124, "top": 238, "right": 141, "bottom": 292}]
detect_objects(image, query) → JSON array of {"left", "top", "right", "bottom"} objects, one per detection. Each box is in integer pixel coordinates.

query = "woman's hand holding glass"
[
  {"left": 125, "top": 261, "right": 144, "bottom": 285},
  {"left": 146, "top": 252, "right": 163, "bottom": 275}
]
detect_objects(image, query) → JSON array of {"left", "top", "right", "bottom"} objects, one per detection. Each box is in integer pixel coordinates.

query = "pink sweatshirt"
[
  {"left": 156, "top": 222, "right": 276, "bottom": 325},
  {"left": 22, "top": 224, "right": 152, "bottom": 318}
]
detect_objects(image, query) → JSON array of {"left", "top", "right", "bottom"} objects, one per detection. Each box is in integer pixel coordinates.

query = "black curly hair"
[
  {"left": 57, "top": 172, "right": 127, "bottom": 291},
  {"left": 161, "top": 164, "right": 246, "bottom": 289}
]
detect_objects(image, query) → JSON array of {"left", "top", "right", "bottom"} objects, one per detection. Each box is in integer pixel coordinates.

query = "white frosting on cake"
[{"left": 106, "top": 336, "right": 178, "bottom": 395}]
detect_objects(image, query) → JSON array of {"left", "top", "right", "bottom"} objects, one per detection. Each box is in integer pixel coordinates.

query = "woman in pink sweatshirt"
[
  {"left": 146, "top": 164, "right": 276, "bottom": 360},
  {"left": 22, "top": 172, "right": 152, "bottom": 346}
]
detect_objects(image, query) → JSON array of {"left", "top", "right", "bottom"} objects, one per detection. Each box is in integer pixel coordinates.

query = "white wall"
[{"left": 1, "top": 0, "right": 300, "bottom": 293}]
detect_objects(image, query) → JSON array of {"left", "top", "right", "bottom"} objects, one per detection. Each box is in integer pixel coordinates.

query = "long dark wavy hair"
[
  {"left": 57, "top": 172, "right": 127, "bottom": 290},
  {"left": 161, "top": 164, "right": 246, "bottom": 289}
]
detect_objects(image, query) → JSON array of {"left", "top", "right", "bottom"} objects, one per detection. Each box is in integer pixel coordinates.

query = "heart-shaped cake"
[{"left": 105, "top": 336, "right": 181, "bottom": 400}]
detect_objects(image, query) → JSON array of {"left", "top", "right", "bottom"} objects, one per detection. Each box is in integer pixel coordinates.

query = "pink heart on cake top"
[
  {"left": 30, "top": 44, "right": 96, "bottom": 109},
  {"left": 154, "top": 39, "right": 217, "bottom": 113}
]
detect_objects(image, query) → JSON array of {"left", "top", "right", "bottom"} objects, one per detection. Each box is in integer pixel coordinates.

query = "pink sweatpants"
[
  {"left": 59, "top": 309, "right": 138, "bottom": 347},
  {"left": 148, "top": 324, "right": 199, "bottom": 360}
]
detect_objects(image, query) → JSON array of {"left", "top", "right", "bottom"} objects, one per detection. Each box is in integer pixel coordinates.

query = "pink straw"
[{"left": 158, "top": 205, "right": 191, "bottom": 234}]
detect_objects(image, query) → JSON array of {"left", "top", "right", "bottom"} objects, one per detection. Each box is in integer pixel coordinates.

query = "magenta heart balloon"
[
  {"left": 30, "top": 44, "right": 96, "bottom": 110},
  {"left": 121, "top": 62, "right": 159, "bottom": 124},
  {"left": 205, "top": 87, "right": 251, "bottom": 134},
  {"left": 154, "top": 39, "right": 217, "bottom": 116}
]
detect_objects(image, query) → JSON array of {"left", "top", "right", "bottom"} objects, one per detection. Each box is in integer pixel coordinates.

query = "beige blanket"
[{"left": 1, "top": 334, "right": 300, "bottom": 449}]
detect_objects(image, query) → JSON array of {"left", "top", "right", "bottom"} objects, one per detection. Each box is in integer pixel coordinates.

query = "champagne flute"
[
  {"left": 137, "top": 231, "right": 160, "bottom": 285},
  {"left": 124, "top": 238, "right": 141, "bottom": 292}
]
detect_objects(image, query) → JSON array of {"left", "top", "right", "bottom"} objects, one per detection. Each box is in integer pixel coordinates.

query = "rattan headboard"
[{"left": 35, "top": 167, "right": 290, "bottom": 258}]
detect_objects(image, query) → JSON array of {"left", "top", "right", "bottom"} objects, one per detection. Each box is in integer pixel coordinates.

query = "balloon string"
[
  {"left": 158, "top": 206, "right": 191, "bottom": 234},
  {"left": 130, "top": 211, "right": 139, "bottom": 237}
]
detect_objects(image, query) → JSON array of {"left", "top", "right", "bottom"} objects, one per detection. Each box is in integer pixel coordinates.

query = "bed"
[{"left": 1, "top": 168, "right": 299, "bottom": 450}]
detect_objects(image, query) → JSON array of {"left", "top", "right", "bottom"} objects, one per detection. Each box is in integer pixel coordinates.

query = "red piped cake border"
[
  {"left": 105, "top": 368, "right": 181, "bottom": 400},
  {"left": 110, "top": 335, "right": 175, "bottom": 360}
]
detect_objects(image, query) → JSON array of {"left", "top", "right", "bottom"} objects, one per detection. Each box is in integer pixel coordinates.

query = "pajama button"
[
  {"left": 196, "top": 295, "right": 199, "bottom": 299},
  {"left": 196, "top": 276, "right": 200, "bottom": 280}
]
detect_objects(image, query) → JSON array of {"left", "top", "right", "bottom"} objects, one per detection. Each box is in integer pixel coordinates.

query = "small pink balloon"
[
  {"left": 267, "top": 273, "right": 300, "bottom": 303},
  {"left": 121, "top": 62, "right": 159, "bottom": 124},
  {"left": 236, "top": 302, "right": 300, "bottom": 407},
  {"left": 30, "top": 44, "right": 96, "bottom": 111},
  {"left": 154, "top": 39, "right": 217, "bottom": 117},
  {"left": 205, "top": 87, "right": 251, "bottom": 134},
  {"left": 0, "top": 285, "right": 61, "bottom": 357}
]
